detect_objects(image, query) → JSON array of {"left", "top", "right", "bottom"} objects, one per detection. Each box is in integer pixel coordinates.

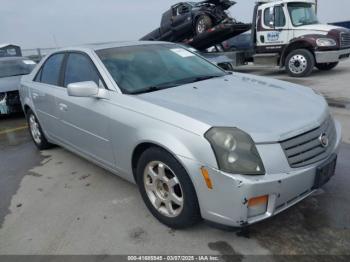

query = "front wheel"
[
  {"left": 136, "top": 147, "right": 201, "bottom": 229},
  {"left": 316, "top": 62, "right": 339, "bottom": 71},
  {"left": 195, "top": 15, "right": 213, "bottom": 35},
  {"left": 285, "top": 49, "right": 315, "bottom": 77},
  {"left": 26, "top": 109, "right": 54, "bottom": 150}
]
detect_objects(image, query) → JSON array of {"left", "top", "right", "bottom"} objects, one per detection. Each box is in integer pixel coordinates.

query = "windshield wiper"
[
  {"left": 130, "top": 84, "right": 178, "bottom": 95},
  {"left": 129, "top": 75, "right": 225, "bottom": 95},
  {"left": 193, "top": 75, "right": 221, "bottom": 82},
  {"left": 177, "top": 74, "right": 225, "bottom": 85}
]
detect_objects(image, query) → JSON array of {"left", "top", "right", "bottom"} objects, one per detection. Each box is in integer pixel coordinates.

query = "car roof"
[{"left": 54, "top": 41, "right": 176, "bottom": 53}]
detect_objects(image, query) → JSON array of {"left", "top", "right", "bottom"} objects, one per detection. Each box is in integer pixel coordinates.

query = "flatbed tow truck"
[{"left": 142, "top": 0, "right": 350, "bottom": 77}]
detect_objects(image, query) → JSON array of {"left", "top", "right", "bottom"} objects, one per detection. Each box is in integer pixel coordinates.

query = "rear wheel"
[
  {"left": 26, "top": 109, "right": 54, "bottom": 150},
  {"left": 136, "top": 147, "right": 201, "bottom": 229},
  {"left": 195, "top": 15, "right": 213, "bottom": 35},
  {"left": 316, "top": 62, "right": 339, "bottom": 71},
  {"left": 285, "top": 49, "right": 315, "bottom": 77}
]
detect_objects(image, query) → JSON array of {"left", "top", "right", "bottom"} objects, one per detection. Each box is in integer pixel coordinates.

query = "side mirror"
[{"left": 67, "top": 81, "right": 99, "bottom": 97}]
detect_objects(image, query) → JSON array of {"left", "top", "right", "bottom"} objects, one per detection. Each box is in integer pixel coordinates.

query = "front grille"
[
  {"left": 281, "top": 117, "right": 336, "bottom": 168},
  {"left": 340, "top": 32, "right": 350, "bottom": 48}
]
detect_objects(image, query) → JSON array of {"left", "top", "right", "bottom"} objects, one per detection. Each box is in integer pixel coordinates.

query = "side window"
[
  {"left": 175, "top": 4, "right": 190, "bottom": 16},
  {"left": 264, "top": 7, "right": 275, "bottom": 28},
  {"left": 275, "top": 6, "right": 286, "bottom": 27},
  {"left": 264, "top": 6, "right": 286, "bottom": 28},
  {"left": 34, "top": 68, "right": 42, "bottom": 82},
  {"left": 64, "top": 53, "right": 102, "bottom": 87},
  {"left": 38, "top": 53, "right": 64, "bottom": 85}
]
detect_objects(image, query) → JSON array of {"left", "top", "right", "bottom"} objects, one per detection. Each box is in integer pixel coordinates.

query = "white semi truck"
[
  {"left": 246, "top": 0, "right": 350, "bottom": 76},
  {"left": 142, "top": 0, "right": 350, "bottom": 77}
]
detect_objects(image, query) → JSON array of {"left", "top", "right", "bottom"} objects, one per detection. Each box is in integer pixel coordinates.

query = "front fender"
[
  {"left": 19, "top": 81, "right": 34, "bottom": 114},
  {"left": 281, "top": 34, "right": 339, "bottom": 65},
  {"left": 131, "top": 127, "right": 218, "bottom": 170}
]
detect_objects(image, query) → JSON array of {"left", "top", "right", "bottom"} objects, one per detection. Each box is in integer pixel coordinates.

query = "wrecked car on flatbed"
[{"left": 141, "top": 0, "right": 251, "bottom": 50}]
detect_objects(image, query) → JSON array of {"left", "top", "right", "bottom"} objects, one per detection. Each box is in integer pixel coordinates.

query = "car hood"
[
  {"left": 0, "top": 75, "right": 22, "bottom": 92},
  {"left": 295, "top": 24, "right": 343, "bottom": 33},
  {"left": 137, "top": 73, "right": 329, "bottom": 143}
]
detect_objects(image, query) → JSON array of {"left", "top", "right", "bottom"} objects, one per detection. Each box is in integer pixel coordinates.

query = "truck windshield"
[
  {"left": 0, "top": 59, "right": 35, "bottom": 78},
  {"left": 96, "top": 44, "right": 226, "bottom": 94},
  {"left": 288, "top": 3, "right": 318, "bottom": 27}
]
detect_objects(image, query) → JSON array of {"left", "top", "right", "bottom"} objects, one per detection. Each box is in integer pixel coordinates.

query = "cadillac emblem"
[{"left": 319, "top": 133, "right": 329, "bottom": 148}]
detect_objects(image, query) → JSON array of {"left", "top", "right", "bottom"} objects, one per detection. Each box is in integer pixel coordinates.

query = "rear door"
[
  {"left": 30, "top": 53, "right": 65, "bottom": 138},
  {"left": 54, "top": 52, "right": 115, "bottom": 167}
]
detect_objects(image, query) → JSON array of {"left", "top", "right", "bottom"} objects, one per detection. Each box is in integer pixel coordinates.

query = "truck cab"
[{"left": 253, "top": 0, "right": 350, "bottom": 76}]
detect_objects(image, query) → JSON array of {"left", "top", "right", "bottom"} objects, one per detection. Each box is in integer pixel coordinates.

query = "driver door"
[
  {"left": 256, "top": 4, "right": 291, "bottom": 52},
  {"left": 171, "top": 3, "right": 193, "bottom": 35},
  {"left": 54, "top": 52, "right": 115, "bottom": 168}
]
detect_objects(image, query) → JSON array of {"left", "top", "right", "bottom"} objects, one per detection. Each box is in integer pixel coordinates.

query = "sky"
[{"left": 0, "top": 0, "right": 349, "bottom": 49}]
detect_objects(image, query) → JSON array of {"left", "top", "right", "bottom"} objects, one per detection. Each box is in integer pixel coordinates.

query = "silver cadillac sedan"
[{"left": 19, "top": 41, "right": 341, "bottom": 229}]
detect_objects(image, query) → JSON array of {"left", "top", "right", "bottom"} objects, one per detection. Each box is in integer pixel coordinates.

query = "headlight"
[
  {"left": 316, "top": 38, "right": 337, "bottom": 47},
  {"left": 205, "top": 127, "right": 265, "bottom": 175}
]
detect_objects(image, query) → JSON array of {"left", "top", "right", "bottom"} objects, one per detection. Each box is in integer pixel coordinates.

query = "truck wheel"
[
  {"left": 136, "top": 147, "right": 201, "bottom": 229},
  {"left": 195, "top": 15, "right": 212, "bottom": 35},
  {"left": 26, "top": 109, "right": 54, "bottom": 150},
  {"left": 285, "top": 49, "right": 315, "bottom": 77},
  {"left": 316, "top": 62, "right": 339, "bottom": 71}
]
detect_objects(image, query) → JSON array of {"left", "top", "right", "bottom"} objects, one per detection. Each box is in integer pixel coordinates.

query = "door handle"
[
  {"left": 59, "top": 103, "right": 68, "bottom": 112},
  {"left": 260, "top": 35, "right": 265, "bottom": 43}
]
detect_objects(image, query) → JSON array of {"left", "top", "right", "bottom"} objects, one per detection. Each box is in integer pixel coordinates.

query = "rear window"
[{"left": 0, "top": 59, "right": 36, "bottom": 78}]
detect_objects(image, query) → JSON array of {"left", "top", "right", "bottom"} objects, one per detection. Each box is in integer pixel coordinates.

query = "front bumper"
[
  {"left": 179, "top": 121, "right": 342, "bottom": 227},
  {"left": 315, "top": 48, "right": 350, "bottom": 63}
]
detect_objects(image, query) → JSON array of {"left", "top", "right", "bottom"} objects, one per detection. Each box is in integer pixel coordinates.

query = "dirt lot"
[{"left": 0, "top": 60, "right": 350, "bottom": 260}]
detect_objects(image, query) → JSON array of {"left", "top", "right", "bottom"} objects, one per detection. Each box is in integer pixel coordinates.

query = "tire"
[
  {"left": 285, "top": 49, "right": 315, "bottom": 77},
  {"left": 136, "top": 147, "right": 201, "bottom": 229},
  {"left": 26, "top": 109, "right": 54, "bottom": 150},
  {"left": 195, "top": 15, "right": 213, "bottom": 35},
  {"left": 316, "top": 62, "right": 339, "bottom": 71}
]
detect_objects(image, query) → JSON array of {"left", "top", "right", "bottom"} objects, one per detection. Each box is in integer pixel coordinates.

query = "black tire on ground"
[
  {"left": 26, "top": 109, "right": 54, "bottom": 150},
  {"left": 316, "top": 62, "right": 339, "bottom": 71},
  {"left": 136, "top": 147, "right": 202, "bottom": 229},
  {"left": 195, "top": 15, "right": 213, "bottom": 35},
  {"left": 285, "top": 49, "right": 315, "bottom": 77}
]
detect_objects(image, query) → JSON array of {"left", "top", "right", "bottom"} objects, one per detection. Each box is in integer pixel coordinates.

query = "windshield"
[
  {"left": 96, "top": 44, "right": 226, "bottom": 94},
  {"left": 0, "top": 59, "right": 36, "bottom": 78},
  {"left": 288, "top": 3, "right": 318, "bottom": 27}
]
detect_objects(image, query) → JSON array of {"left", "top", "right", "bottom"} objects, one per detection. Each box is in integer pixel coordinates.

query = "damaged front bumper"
[{"left": 179, "top": 121, "right": 342, "bottom": 227}]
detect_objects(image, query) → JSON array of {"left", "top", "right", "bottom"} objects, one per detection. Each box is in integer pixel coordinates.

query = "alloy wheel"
[
  {"left": 143, "top": 161, "right": 184, "bottom": 218},
  {"left": 29, "top": 114, "right": 42, "bottom": 145},
  {"left": 197, "top": 19, "right": 207, "bottom": 34}
]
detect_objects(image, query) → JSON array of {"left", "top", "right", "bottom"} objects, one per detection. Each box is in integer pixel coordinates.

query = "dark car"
[
  {"left": 0, "top": 57, "right": 36, "bottom": 114},
  {"left": 141, "top": 0, "right": 236, "bottom": 42},
  {"left": 222, "top": 32, "right": 253, "bottom": 51}
]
